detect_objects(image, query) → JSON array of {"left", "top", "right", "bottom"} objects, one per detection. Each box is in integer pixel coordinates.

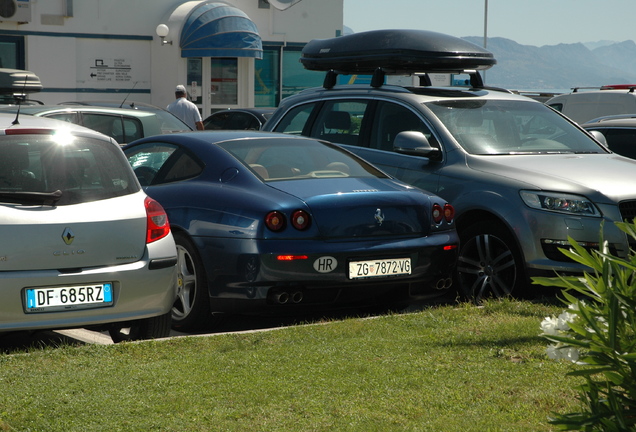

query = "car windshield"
[
  {"left": 0, "top": 134, "right": 138, "bottom": 205},
  {"left": 217, "top": 138, "right": 388, "bottom": 181},
  {"left": 426, "top": 99, "right": 606, "bottom": 155},
  {"left": 156, "top": 110, "right": 193, "bottom": 132}
]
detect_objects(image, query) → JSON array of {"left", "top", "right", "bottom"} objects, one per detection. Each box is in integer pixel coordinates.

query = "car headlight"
[{"left": 520, "top": 190, "right": 601, "bottom": 217}]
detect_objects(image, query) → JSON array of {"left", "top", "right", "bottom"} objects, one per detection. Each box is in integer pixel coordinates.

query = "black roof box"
[
  {"left": 0, "top": 68, "right": 43, "bottom": 94},
  {"left": 300, "top": 29, "right": 496, "bottom": 74}
]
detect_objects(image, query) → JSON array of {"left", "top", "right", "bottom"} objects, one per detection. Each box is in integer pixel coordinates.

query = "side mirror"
[
  {"left": 393, "top": 131, "right": 440, "bottom": 157},
  {"left": 588, "top": 130, "right": 608, "bottom": 147}
]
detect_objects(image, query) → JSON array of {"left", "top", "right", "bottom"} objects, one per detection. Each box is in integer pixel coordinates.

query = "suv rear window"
[{"left": 0, "top": 135, "right": 138, "bottom": 205}]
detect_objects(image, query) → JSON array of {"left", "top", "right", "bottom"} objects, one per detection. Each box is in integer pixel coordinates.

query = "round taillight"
[
  {"left": 291, "top": 209, "right": 311, "bottom": 230},
  {"left": 265, "top": 211, "right": 286, "bottom": 232},
  {"left": 432, "top": 203, "right": 443, "bottom": 224},
  {"left": 443, "top": 203, "right": 455, "bottom": 222}
]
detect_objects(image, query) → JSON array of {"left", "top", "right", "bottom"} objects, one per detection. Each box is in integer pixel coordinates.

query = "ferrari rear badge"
[{"left": 374, "top": 208, "right": 384, "bottom": 226}]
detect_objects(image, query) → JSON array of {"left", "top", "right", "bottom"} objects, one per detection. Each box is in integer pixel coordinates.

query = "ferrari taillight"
[
  {"left": 265, "top": 211, "right": 286, "bottom": 232},
  {"left": 291, "top": 209, "right": 311, "bottom": 230},
  {"left": 443, "top": 203, "right": 455, "bottom": 222},
  {"left": 432, "top": 203, "right": 455, "bottom": 224}
]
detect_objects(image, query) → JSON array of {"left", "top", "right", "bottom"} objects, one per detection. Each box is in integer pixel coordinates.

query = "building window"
[
  {"left": 282, "top": 50, "right": 322, "bottom": 101},
  {"left": 211, "top": 58, "right": 237, "bottom": 105},
  {"left": 0, "top": 35, "right": 25, "bottom": 69},
  {"left": 256, "top": 46, "right": 324, "bottom": 108},
  {"left": 255, "top": 49, "right": 279, "bottom": 108},
  {"left": 187, "top": 58, "right": 203, "bottom": 105}
]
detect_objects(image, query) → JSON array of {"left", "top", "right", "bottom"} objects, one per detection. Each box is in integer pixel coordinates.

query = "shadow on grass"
[{"left": 0, "top": 330, "right": 86, "bottom": 354}]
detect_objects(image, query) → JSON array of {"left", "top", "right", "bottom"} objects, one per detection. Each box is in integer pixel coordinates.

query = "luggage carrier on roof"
[{"left": 299, "top": 29, "right": 497, "bottom": 90}]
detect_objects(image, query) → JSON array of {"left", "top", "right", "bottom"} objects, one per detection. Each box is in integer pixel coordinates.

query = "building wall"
[{"left": 0, "top": 0, "right": 343, "bottom": 106}]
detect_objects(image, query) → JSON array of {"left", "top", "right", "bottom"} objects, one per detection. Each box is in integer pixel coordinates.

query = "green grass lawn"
[{"left": 0, "top": 299, "right": 582, "bottom": 431}]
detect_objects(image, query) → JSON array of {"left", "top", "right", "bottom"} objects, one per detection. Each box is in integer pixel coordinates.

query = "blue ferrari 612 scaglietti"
[{"left": 124, "top": 131, "right": 458, "bottom": 331}]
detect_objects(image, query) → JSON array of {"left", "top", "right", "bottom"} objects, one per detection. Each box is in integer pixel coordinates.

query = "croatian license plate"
[
  {"left": 24, "top": 283, "right": 113, "bottom": 313},
  {"left": 349, "top": 258, "right": 411, "bottom": 279}
]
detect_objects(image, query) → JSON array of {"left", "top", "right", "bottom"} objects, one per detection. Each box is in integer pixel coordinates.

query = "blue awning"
[{"left": 180, "top": 2, "right": 263, "bottom": 59}]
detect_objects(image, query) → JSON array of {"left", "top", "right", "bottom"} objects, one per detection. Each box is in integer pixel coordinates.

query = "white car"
[{"left": 0, "top": 114, "right": 177, "bottom": 342}]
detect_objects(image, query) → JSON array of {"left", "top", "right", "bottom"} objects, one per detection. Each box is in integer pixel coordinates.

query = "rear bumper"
[
  {"left": 0, "top": 251, "right": 177, "bottom": 332},
  {"left": 196, "top": 231, "right": 459, "bottom": 314}
]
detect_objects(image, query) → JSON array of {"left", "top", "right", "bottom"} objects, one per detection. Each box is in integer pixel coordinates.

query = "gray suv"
[{"left": 263, "top": 29, "right": 636, "bottom": 301}]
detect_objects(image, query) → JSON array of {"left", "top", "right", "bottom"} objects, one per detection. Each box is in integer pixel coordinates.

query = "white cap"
[{"left": 175, "top": 85, "right": 186, "bottom": 93}]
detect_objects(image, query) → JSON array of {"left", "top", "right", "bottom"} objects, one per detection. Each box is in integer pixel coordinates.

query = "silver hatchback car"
[
  {"left": 0, "top": 114, "right": 177, "bottom": 342},
  {"left": 264, "top": 29, "right": 636, "bottom": 301}
]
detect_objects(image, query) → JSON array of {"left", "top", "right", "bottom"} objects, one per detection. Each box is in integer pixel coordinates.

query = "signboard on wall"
[{"left": 76, "top": 39, "right": 149, "bottom": 90}]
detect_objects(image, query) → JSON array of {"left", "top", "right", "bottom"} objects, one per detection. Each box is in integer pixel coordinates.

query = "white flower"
[
  {"left": 557, "top": 310, "right": 576, "bottom": 331},
  {"left": 546, "top": 344, "right": 580, "bottom": 363},
  {"left": 546, "top": 344, "right": 560, "bottom": 359},
  {"left": 541, "top": 316, "right": 560, "bottom": 336}
]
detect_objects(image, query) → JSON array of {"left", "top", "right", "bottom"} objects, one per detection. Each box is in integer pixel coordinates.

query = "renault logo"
[
  {"left": 62, "top": 227, "right": 75, "bottom": 245},
  {"left": 374, "top": 208, "right": 384, "bottom": 226}
]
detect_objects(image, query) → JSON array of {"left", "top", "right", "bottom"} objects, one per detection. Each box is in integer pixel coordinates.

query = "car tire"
[
  {"left": 172, "top": 232, "right": 214, "bottom": 332},
  {"left": 456, "top": 221, "right": 526, "bottom": 303},
  {"left": 108, "top": 312, "right": 172, "bottom": 343}
]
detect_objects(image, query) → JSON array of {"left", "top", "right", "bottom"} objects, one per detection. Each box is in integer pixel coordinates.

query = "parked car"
[
  {"left": 203, "top": 108, "right": 275, "bottom": 130},
  {"left": 0, "top": 113, "right": 177, "bottom": 342},
  {"left": 582, "top": 115, "right": 636, "bottom": 159},
  {"left": 123, "top": 131, "right": 458, "bottom": 331},
  {"left": 546, "top": 87, "right": 636, "bottom": 124},
  {"left": 263, "top": 29, "right": 636, "bottom": 301},
  {"left": 0, "top": 104, "right": 192, "bottom": 145}
]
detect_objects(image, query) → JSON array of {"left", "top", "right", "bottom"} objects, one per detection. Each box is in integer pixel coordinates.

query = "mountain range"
[{"left": 462, "top": 37, "right": 636, "bottom": 91}]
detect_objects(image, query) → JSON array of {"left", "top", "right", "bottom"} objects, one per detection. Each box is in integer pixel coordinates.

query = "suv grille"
[
  {"left": 619, "top": 200, "right": 636, "bottom": 248},
  {"left": 619, "top": 200, "right": 636, "bottom": 222}
]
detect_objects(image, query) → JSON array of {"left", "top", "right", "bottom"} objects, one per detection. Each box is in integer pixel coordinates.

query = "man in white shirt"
[{"left": 167, "top": 85, "right": 204, "bottom": 130}]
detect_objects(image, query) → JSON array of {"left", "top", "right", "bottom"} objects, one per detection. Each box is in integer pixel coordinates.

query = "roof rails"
[
  {"left": 321, "top": 68, "right": 486, "bottom": 90},
  {"left": 572, "top": 85, "right": 636, "bottom": 93}
]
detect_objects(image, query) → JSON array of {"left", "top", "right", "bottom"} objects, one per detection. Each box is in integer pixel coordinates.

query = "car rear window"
[
  {"left": 217, "top": 137, "right": 388, "bottom": 181},
  {"left": 0, "top": 134, "right": 138, "bottom": 205}
]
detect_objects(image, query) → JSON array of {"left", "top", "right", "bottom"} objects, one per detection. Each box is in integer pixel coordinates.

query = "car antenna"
[
  {"left": 12, "top": 73, "right": 30, "bottom": 125},
  {"left": 119, "top": 81, "right": 138, "bottom": 108}
]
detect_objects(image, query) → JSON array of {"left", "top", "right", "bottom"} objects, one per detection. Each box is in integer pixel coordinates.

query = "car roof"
[
  {"left": 582, "top": 115, "right": 636, "bottom": 127},
  {"left": 59, "top": 100, "right": 167, "bottom": 111},
  {"left": 0, "top": 113, "right": 116, "bottom": 141},
  {"left": 208, "top": 107, "right": 275, "bottom": 116},
  {"left": 278, "top": 83, "right": 534, "bottom": 105},
  {"left": 127, "top": 130, "right": 325, "bottom": 148},
  {"left": 0, "top": 104, "right": 158, "bottom": 117}
]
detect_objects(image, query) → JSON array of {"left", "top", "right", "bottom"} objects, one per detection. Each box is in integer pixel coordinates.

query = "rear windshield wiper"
[{"left": 0, "top": 190, "right": 63, "bottom": 206}]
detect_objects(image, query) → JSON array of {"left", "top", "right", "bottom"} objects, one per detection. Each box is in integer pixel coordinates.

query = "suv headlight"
[{"left": 520, "top": 190, "right": 601, "bottom": 217}]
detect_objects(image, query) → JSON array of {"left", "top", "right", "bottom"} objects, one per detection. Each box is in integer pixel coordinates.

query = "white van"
[{"left": 547, "top": 87, "right": 636, "bottom": 123}]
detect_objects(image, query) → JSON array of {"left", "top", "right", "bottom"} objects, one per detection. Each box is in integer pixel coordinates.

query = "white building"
[{"left": 0, "top": 0, "right": 343, "bottom": 116}]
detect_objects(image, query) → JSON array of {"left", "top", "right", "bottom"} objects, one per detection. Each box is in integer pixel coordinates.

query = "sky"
[{"left": 343, "top": 0, "right": 636, "bottom": 47}]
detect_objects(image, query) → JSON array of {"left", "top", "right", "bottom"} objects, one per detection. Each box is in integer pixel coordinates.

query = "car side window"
[
  {"left": 44, "top": 112, "right": 80, "bottom": 125},
  {"left": 126, "top": 143, "right": 179, "bottom": 186},
  {"left": 82, "top": 114, "right": 124, "bottom": 142},
  {"left": 273, "top": 103, "right": 318, "bottom": 135},
  {"left": 309, "top": 100, "right": 368, "bottom": 146},
  {"left": 121, "top": 117, "right": 143, "bottom": 143},
  {"left": 548, "top": 103, "right": 563, "bottom": 112},
  {"left": 602, "top": 128, "right": 636, "bottom": 159},
  {"left": 369, "top": 101, "right": 438, "bottom": 151}
]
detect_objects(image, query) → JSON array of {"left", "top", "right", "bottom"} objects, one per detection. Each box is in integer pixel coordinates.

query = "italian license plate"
[
  {"left": 24, "top": 283, "right": 113, "bottom": 313},
  {"left": 349, "top": 258, "right": 411, "bottom": 279}
]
